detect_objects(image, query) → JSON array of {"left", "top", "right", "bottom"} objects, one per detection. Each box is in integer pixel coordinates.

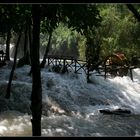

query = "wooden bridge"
[
  {"left": 0, "top": 52, "right": 136, "bottom": 82},
  {"left": 46, "top": 55, "right": 136, "bottom": 82},
  {"left": 47, "top": 55, "right": 87, "bottom": 74}
]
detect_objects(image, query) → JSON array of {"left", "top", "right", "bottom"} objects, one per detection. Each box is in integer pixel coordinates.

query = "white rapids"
[{"left": 0, "top": 61, "right": 140, "bottom": 136}]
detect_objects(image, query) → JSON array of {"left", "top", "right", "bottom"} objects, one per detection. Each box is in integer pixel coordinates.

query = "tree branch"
[{"left": 126, "top": 4, "right": 140, "bottom": 22}]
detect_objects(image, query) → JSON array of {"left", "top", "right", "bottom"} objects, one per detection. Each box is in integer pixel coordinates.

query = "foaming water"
[
  {"left": 1, "top": 63, "right": 140, "bottom": 136},
  {"left": 0, "top": 111, "right": 32, "bottom": 136}
]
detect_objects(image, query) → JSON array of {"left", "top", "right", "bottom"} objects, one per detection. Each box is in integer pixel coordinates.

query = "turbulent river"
[{"left": 0, "top": 61, "right": 140, "bottom": 136}]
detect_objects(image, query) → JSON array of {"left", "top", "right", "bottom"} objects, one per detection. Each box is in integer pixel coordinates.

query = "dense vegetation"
[
  {"left": 1, "top": 4, "right": 140, "bottom": 61},
  {"left": 38, "top": 4, "right": 140, "bottom": 62}
]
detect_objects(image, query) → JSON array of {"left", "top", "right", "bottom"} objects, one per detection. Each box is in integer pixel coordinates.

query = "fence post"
[
  {"left": 74, "top": 59, "right": 77, "bottom": 73},
  {"left": 86, "top": 61, "right": 90, "bottom": 83},
  {"left": 104, "top": 64, "right": 107, "bottom": 79},
  {"left": 129, "top": 67, "right": 133, "bottom": 81}
]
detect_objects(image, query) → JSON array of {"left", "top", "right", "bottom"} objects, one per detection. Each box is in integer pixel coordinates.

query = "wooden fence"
[{"left": 46, "top": 55, "right": 136, "bottom": 82}]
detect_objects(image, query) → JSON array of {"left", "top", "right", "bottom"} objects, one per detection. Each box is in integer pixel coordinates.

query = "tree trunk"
[
  {"left": 5, "top": 27, "right": 23, "bottom": 99},
  {"left": 24, "top": 23, "right": 28, "bottom": 57},
  {"left": 30, "top": 5, "right": 42, "bottom": 136},
  {"left": 28, "top": 19, "right": 33, "bottom": 76},
  {"left": 6, "top": 27, "right": 11, "bottom": 61},
  {"left": 40, "top": 31, "right": 52, "bottom": 68},
  {"left": 24, "top": 22, "right": 30, "bottom": 65},
  {"left": 17, "top": 22, "right": 30, "bottom": 68}
]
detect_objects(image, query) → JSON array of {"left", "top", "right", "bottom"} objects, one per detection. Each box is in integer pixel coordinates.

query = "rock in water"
[{"left": 99, "top": 108, "right": 131, "bottom": 115}]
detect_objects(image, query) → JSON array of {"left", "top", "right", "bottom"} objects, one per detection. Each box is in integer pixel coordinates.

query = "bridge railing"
[
  {"left": 46, "top": 55, "right": 136, "bottom": 82},
  {"left": 47, "top": 55, "right": 87, "bottom": 74}
]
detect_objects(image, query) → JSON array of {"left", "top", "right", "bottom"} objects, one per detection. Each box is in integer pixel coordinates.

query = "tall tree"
[
  {"left": 5, "top": 26, "right": 23, "bottom": 99},
  {"left": 39, "top": 5, "right": 61, "bottom": 67},
  {"left": 5, "top": 26, "right": 11, "bottom": 61},
  {"left": 17, "top": 20, "right": 31, "bottom": 67},
  {"left": 23, "top": 21, "right": 30, "bottom": 65},
  {"left": 4, "top": 5, "right": 32, "bottom": 98},
  {"left": 40, "top": 31, "right": 52, "bottom": 68},
  {"left": 30, "top": 5, "right": 42, "bottom": 136}
]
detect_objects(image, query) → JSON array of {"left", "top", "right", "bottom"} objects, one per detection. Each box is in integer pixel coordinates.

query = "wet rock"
[{"left": 99, "top": 108, "right": 131, "bottom": 115}]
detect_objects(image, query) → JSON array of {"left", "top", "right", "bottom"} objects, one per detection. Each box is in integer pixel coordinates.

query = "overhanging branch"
[{"left": 126, "top": 4, "right": 140, "bottom": 22}]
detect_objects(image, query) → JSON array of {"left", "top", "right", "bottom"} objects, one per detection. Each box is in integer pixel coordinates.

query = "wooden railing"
[
  {"left": 46, "top": 55, "right": 136, "bottom": 82},
  {"left": 47, "top": 55, "right": 87, "bottom": 74}
]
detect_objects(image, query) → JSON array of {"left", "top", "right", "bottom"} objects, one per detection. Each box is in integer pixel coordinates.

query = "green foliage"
[
  {"left": 40, "top": 23, "right": 80, "bottom": 58},
  {"left": 40, "top": 4, "right": 102, "bottom": 60},
  {"left": 40, "top": 5, "right": 61, "bottom": 33},
  {"left": 40, "top": 4, "right": 140, "bottom": 62},
  {"left": 94, "top": 4, "right": 140, "bottom": 61},
  {"left": 0, "top": 5, "right": 31, "bottom": 35},
  {"left": 40, "top": 4, "right": 102, "bottom": 37},
  {"left": 60, "top": 4, "right": 102, "bottom": 38},
  {"left": 1, "top": 4, "right": 140, "bottom": 64}
]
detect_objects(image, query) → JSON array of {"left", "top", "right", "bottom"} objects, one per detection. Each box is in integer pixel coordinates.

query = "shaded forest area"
[
  {"left": 1, "top": 4, "right": 140, "bottom": 61},
  {"left": 0, "top": 4, "right": 140, "bottom": 136}
]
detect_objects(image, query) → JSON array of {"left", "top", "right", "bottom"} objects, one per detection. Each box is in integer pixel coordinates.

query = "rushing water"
[{"left": 0, "top": 61, "right": 140, "bottom": 136}]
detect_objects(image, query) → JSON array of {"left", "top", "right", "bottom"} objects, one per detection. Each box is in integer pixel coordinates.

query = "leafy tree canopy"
[
  {"left": 0, "top": 5, "right": 31, "bottom": 35},
  {"left": 40, "top": 4, "right": 102, "bottom": 38}
]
